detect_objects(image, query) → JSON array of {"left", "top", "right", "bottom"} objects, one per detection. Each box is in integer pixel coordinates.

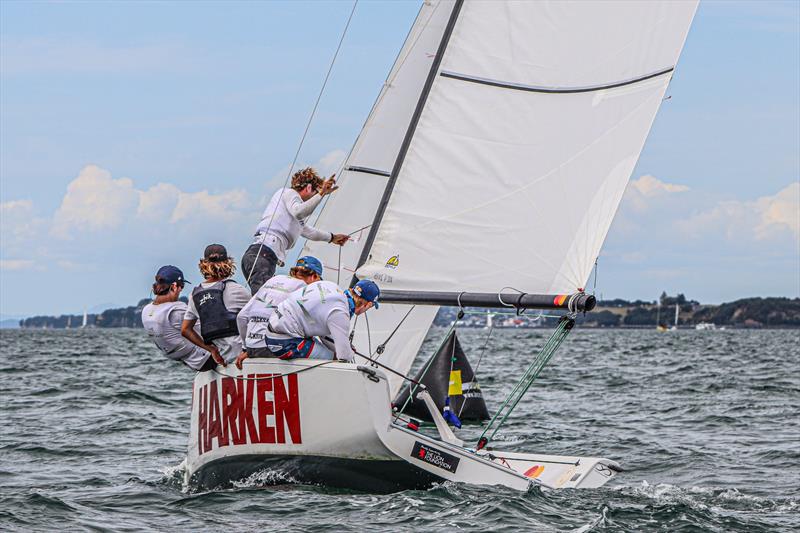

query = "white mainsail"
[{"left": 305, "top": 0, "right": 697, "bottom": 394}]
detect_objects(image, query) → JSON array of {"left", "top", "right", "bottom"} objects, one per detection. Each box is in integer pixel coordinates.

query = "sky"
[{"left": 1, "top": 0, "right": 798, "bottom": 318}]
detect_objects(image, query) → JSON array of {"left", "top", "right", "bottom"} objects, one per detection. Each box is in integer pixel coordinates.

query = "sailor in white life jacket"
[
  {"left": 233, "top": 255, "right": 323, "bottom": 369},
  {"left": 265, "top": 279, "right": 381, "bottom": 362},
  {"left": 240, "top": 167, "right": 349, "bottom": 295},
  {"left": 141, "top": 265, "right": 216, "bottom": 372},
  {"left": 181, "top": 244, "right": 251, "bottom": 367}
]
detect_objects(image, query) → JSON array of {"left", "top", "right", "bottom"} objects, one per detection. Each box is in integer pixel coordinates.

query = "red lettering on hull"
[{"left": 195, "top": 373, "right": 302, "bottom": 455}]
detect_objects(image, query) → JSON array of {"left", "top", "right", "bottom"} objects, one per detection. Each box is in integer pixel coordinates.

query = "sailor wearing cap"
[
  {"left": 241, "top": 167, "right": 349, "bottom": 295},
  {"left": 141, "top": 266, "right": 216, "bottom": 371},
  {"left": 181, "top": 244, "right": 251, "bottom": 366},
  {"left": 234, "top": 256, "right": 323, "bottom": 369},
  {"left": 264, "top": 279, "right": 380, "bottom": 362}
]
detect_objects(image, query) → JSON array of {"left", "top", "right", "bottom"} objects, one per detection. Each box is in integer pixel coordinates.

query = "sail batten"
[{"left": 439, "top": 66, "right": 675, "bottom": 94}]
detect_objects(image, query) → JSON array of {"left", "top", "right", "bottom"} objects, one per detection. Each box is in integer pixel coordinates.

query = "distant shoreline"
[{"left": 9, "top": 295, "right": 800, "bottom": 330}]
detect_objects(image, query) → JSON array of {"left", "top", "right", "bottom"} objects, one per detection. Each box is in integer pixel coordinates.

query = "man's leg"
[
  {"left": 306, "top": 339, "right": 334, "bottom": 360},
  {"left": 241, "top": 244, "right": 278, "bottom": 295}
]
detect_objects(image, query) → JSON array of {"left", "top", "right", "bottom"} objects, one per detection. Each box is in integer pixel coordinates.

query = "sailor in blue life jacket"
[
  {"left": 240, "top": 167, "right": 349, "bottom": 295},
  {"left": 264, "top": 279, "right": 380, "bottom": 362},
  {"left": 181, "top": 244, "right": 251, "bottom": 367},
  {"left": 141, "top": 265, "right": 216, "bottom": 372},
  {"left": 234, "top": 255, "right": 323, "bottom": 370}
]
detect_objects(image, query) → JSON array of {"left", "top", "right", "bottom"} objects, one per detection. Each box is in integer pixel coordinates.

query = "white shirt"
[
  {"left": 252, "top": 188, "right": 331, "bottom": 261},
  {"left": 268, "top": 280, "right": 354, "bottom": 362},
  {"left": 184, "top": 279, "right": 251, "bottom": 363},
  {"left": 237, "top": 274, "right": 306, "bottom": 349},
  {"left": 142, "top": 301, "right": 210, "bottom": 370}
]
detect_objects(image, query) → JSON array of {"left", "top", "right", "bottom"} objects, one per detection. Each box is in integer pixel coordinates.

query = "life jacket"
[
  {"left": 141, "top": 301, "right": 210, "bottom": 370},
  {"left": 192, "top": 280, "right": 240, "bottom": 343}
]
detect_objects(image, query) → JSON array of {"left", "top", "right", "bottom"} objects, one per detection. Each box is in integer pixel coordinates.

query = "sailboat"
[
  {"left": 656, "top": 301, "right": 667, "bottom": 332},
  {"left": 185, "top": 0, "right": 697, "bottom": 492},
  {"left": 670, "top": 303, "right": 679, "bottom": 331}
]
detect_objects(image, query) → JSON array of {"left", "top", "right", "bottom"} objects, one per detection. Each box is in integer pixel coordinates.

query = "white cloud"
[
  {"left": 51, "top": 165, "right": 139, "bottom": 238},
  {"left": 48, "top": 164, "right": 260, "bottom": 240},
  {"left": 678, "top": 183, "right": 799, "bottom": 242},
  {"left": 0, "top": 259, "right": 37, "bottom": 271},
  {"left": 622, "top": 174, "right": 690, "bottom": 213}
]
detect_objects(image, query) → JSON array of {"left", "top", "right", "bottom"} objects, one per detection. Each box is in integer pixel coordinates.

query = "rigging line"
[
  {"left": 353, "top": 349, "right": 424, "bottom": 387},
  {"left": 364, "top": 310, "right": 373, "bottom": 357},
  {"left": 457, "top": 320, "right": 493, "bottom": 418},
  {"left": 245, "top": 0, "right": 358, "bottom": 285},
  {"left": 374, "top": 305, "right": 416, "bottom": 360}
]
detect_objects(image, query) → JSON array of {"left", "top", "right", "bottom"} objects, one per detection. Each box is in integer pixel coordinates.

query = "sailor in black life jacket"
[
  {"left": 181, "top": 244, "right": 251, "bottom": 367},
  {"left": 141, "top": 265, "right": 216, "bottom": 372}
]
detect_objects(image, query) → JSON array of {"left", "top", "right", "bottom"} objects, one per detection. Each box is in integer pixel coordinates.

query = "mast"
[{"left": 352, "top": 0, "right": 464, "bottom": 284}]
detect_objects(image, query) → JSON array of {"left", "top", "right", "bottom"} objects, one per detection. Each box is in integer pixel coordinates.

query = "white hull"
[{"left": 185, "top": 359, "right": 619, "bottom": 492}]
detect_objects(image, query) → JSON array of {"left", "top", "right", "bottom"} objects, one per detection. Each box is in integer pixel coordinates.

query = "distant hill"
[
  {"left": 433, "top": 296, "right": 800, "bottom": 329},
  {"left": 15, "top": 295, "right": 800, "bottom": 329}
]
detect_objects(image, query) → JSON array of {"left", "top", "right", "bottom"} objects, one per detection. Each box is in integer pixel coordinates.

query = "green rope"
[{"left": 477, "top": 316, "right": 575, "bottom": 448}]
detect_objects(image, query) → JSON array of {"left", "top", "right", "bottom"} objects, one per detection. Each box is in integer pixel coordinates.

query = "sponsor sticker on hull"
[{"left": 411, "top": 441, "right": 460, "bottom": 473}]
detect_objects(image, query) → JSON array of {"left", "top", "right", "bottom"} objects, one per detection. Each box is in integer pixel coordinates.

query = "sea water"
[{"left": 1, "top": 328, "right": 798, "bottom": 531}]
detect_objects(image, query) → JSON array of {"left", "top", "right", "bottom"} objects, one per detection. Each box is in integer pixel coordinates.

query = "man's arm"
[
  {"left": 181, "top": 318, "right": 225, "bottom": 366},
  {"left": 327, "top": 309, "right": 355, "bottom": 362},
  {"left": 286, "top": 191, "right": 323, "bottom": 220},
  {"left": 300, "top": 223, "right": 333, "bottom": 243},
  {"left": 236, "top": 296, "right": 255, "bottom": 344}
]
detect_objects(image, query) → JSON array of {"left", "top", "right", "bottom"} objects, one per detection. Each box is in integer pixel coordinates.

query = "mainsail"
[{"left": 303, "top": 0, "right": 697, "bottom": 395}]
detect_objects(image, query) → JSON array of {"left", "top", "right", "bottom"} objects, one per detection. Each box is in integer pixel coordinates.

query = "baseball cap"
[
  {"left": 155, "top": 265, "right": 189, "bottom": 285},
  {"left": 203, "top": 244, "right": 228, "bottom": 262},
  {"left": 353, "top": 280, "right": 380, "bottom": 308},
  {"left": 295, "top": 256, "right": 323, "bottom": 276}
]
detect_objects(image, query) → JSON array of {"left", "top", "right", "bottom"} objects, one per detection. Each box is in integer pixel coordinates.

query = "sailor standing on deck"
[
  {"left": 233, "top": 256, "right": 323, "bottom": 369},
  {"left": 264, "top": 279, "right": 380, "bottom": 362},
  {"left": 241, "top": 167, "right": 349, "bottom": 294},
  {"left": 181, "top": 244, "right": 251, "bottom": 366},
  {"left": 141, "top": 266, "right": 216, "bottom": 371}
]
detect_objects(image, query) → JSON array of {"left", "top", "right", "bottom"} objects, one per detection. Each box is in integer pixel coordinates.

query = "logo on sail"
[{"left": 385, "top": 255, "right": 399, "bottom": 269}]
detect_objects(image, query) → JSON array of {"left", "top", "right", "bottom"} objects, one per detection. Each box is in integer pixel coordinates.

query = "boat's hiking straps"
[{"left": 477, "top": 315, "right": 576, "bottom": 450}]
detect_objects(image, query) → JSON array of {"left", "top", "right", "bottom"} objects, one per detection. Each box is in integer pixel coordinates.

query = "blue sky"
[{"left": 1, "top": 0, "right": 798, "bottom": 317}]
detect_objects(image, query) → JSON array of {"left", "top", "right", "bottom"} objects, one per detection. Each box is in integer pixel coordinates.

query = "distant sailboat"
[
  {"left": 80, "top": 310, "right": 88, "bottom": 329},
  {"left": 656, "top": 301, "right": 667, "bottom": 331},
  {"left": 670, "top": 303, "right": 679, "bottom": 331}
]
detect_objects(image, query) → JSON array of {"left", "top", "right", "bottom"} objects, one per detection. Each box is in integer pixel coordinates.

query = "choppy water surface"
[{"left": 1, "top": 327, "right": 798, "bottom": 531}]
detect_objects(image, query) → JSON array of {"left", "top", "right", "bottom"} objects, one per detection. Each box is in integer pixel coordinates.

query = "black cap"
[{"left": 204, "top": 244, "right": 229, "bottom": 262}]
